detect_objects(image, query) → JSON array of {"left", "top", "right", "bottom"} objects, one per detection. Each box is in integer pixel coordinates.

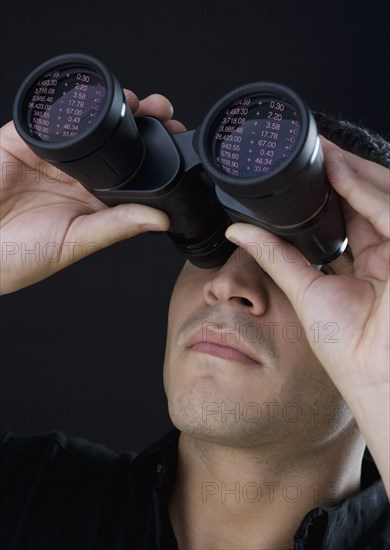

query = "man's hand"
[
  {"left": 225, "top": 137, "right": 390, "bottom": 495},
  {"left": 0, "top": 91, "right": 186, "bottom": 295}
]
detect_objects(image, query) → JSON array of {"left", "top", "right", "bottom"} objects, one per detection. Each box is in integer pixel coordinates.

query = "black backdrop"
[{"left": 1, "top": 0, "right": 389, "bottom": 452}]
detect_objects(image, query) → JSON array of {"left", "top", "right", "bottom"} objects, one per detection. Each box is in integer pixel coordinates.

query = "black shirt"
[{"left": 0, "top": 428, "right": 389, "bottom": 549}]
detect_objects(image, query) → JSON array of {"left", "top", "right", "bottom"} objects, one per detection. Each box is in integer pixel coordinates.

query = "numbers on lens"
[
  {"left": 212, "top": 94, "right": 301, "bottom": 178},
  {"left": 24, "top": 66, "right": 107, "bottom": 143}
]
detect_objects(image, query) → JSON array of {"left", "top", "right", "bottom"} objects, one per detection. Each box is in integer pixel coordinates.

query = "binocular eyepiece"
[{"left": 13, "top": 53, "right": 347, "bottom": 267}]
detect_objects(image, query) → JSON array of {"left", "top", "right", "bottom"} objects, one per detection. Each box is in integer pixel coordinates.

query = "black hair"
[{"left": 313, "top": 111, "right": 390, "bottom": 169}]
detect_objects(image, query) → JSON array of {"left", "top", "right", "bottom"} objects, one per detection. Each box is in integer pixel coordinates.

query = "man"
[{"left": 0, "top": 91, "right": 389, "bottom": 549}]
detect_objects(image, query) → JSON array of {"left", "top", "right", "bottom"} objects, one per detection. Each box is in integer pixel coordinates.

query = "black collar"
[{"left": 131, "top": 429, "right": 390, "bottom": 550}]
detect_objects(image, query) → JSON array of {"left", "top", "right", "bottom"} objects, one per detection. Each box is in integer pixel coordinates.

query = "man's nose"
[{"left": 202, "top": 248, "right": 269, "bottom": 316}]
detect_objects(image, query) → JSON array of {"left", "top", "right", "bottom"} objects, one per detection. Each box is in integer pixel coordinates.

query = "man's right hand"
[{"left": 0, "top": 90, "right": 186, "bottom": 295}]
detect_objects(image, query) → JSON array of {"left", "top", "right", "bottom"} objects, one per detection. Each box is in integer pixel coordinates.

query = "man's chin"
[{"left": 167, "top": 386, "right": 279, "bottom": 449}]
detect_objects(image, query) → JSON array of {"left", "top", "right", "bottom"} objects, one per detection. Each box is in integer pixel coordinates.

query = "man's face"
[{"left": 163, "top": 248, "right": 355, "bottom": 450}]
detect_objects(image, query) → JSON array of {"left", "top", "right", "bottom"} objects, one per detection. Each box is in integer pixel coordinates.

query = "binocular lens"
[
  {"left": 211, "top": 94, "right": 301, "bottom": 179},
  {"left": 24, "top": 65, "right": 107, "bottom": 143}
]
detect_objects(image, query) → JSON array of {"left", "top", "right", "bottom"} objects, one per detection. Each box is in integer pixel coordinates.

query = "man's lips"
[
  {"left": 187, "top": 332, "right": 261, "bottom": 366},
  {"left": 190, "top": 342, "right": 260, "bottom": 365}
]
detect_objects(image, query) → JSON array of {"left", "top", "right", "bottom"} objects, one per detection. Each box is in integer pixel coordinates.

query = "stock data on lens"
[
  {"left": 212, "top": 95, "right": 301, "bottom": 178},
  {"left": 25, "top": 66, "right": 107, "bottom": 142}
]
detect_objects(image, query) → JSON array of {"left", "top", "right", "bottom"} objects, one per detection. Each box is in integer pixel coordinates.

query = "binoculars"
[{"left": 13, "top": 53, "right": 347, "bottom": 267}]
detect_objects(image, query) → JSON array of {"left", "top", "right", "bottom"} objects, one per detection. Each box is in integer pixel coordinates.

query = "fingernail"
[
  {"left": 330, "top": 150, "right": 345, "bottom": 163},
  {"left": 225, "top": 230, "right": 242, "bottom": 246}
]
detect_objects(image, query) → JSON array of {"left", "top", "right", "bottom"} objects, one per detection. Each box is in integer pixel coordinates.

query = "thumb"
[
  {"left": 64, "top": 203, "right": 170, "bottom": 261},
  {"left": 225, "top": 223, "right": 322, "bottom": 317}
]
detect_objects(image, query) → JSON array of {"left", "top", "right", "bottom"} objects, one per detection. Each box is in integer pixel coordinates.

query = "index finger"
[
  {"left": 123, "top": 89, "right": 186, "bottom": 132},
  {"left": 133, "top": 93, "right": 174, "bottom": 122},
  {"left": 123, "top": 89, "right": 140, "bottom": 113},
  {"left": 321, "top": 136, "right": 390, "bottom": 193}
]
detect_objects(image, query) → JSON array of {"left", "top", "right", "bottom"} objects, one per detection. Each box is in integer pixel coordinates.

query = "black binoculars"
[{"left": 13, "top": 53, "right": 347, "bottom": 267}]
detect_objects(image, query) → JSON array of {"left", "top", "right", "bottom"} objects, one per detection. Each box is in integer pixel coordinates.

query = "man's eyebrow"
[
  {"left": 343, "top": 244, "right": 354, "bottom": 262},
  {"left": 320, "top": 264, "right": 336, "bottom": 275},
  {"left": 320, "top": 245, "right": 354, "bottom": 275}
]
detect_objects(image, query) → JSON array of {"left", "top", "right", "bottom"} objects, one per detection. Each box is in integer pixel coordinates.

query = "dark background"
[{"left": 1, "top": 0, "right": 389, "bottom": 452}]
